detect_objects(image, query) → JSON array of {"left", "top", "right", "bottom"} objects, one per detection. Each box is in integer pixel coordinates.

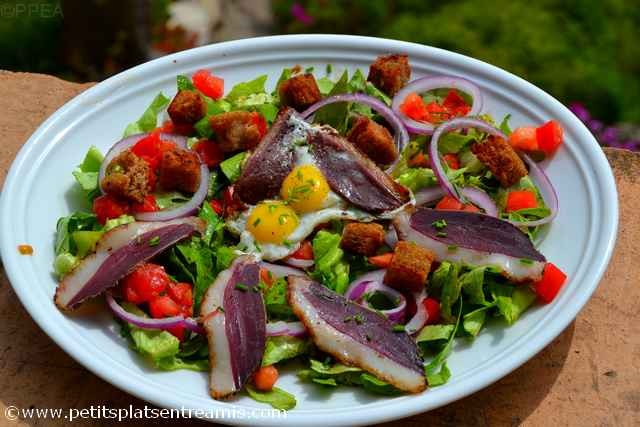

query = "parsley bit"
[
  {"left": 519, "top": 258, "right": 534, "bottom": 265},
  {"left": 235, "top": 283, "right": 249, "bottom": 292},
  {"left": 392, "top": 324, "right": 405, "bottom": 332},
  {"left": 343, "top": 315, "right": 353, "bottom": 323},
  {"left": 148, "top": 236, "right": 161, "bottom": 246},
  {"left": 253, "top": 217, "right": 261, "bottom": 227},
  {"left": 432, "top": 219, "right": 447, "bottom": 230},
  {"left": 436, "top": 231, "right": 448, "bottom": 238},
  {"left": 354, "top": 313, "right": 364, "bottom": 325},
  {"left": 447, "top": 245, "right": 458, "bottom": 252},
  {"left": 365, "top": 333, "right": 372, "bottom": 342}
]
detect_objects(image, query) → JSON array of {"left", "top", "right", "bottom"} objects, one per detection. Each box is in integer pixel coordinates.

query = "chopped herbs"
[
  {"left": 447, "top": 245, "right": 458, "bottom": 252},
  {"left": 235, "top": 283, "right": 249, "bottom": 292},
  {"left": 519, "top": 258, "right": 534, "bottom": 265},
  {"left": 432, "top": 219, "right": 447, "bottom": 230},
  {"left": 436, "top": 231, "right": 448, "bottom": 238},
  {"left": 148, "top": 236, "right": 161, "bottom": 246},
  {"left": 354, "top": 313, "right": 364, "bottom": 324},
  {"left": 392, "top": 324, "right": 405, "bottom": 332},
  {"left": 252, "top": 218, "right": 261, "bottom": 227}
]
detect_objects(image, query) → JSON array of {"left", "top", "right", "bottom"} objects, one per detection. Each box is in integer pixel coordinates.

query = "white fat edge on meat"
[
  {"left": 393, "top": 210, "right": 545, "bottom": 281},
  {"left": 203, "top": 311, "right": 236, "bottom": 398}
]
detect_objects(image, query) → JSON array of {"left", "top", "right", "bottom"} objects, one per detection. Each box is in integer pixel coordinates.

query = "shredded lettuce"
[
  {"left": 220, "top": 151, "right": 247, "bottom": 182},
  {"left": 55, "top": 211, "right": 100, "bottom": 256},
  {"left": 72, "top": 145, "right": 104, "bottom": 203},
  {"left": 226, "top": 75, "right": 268, "bottom": 102},
  {"left": 245, "top": 385, "right": 296, "bottom": 411},
  {"left": 298, "top": 359, "right": 401, "bottom": 395},
  {"left": 53, "top": 252, "right": 78, "bottom": 277},
  {"left": 396, "top": 168, "right": 437, "bottom": 192},
  {"left": 311, "top": 230, "right": 350, "bottom": 294},
  {"left": 263, "top": 278, "right": 296, "bottom": 320},
  {"left": 313, "top": 70, "right": 350, "bottom": 133},
  {"left": 176, "top": 74, "right": 195, "bottom": 91},
  {"left": 262, "top": 336, "right": 310, "bottom": 366},
  {"left": 155, "top": 192, "right": 190, "bottom": 210},
  {"left": 423, "top": 299, "right": 462, "bottom": 386},
  {"left": 123, "top": 93, "right": 170, "bottom": 137},
  {"left": 104, "top": 214, "right": 135, "bottom": 231}
]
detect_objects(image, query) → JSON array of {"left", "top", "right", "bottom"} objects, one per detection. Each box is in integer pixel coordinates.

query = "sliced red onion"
[
  {"left": 283, "top": 257, "right": 315, "bottom": 269},
  {"left": 384, "top": 227, "right": 398, "bottom": 249},
  {"left": 507, "top": 153, "right": 559, "bottom": 227},
  {"left": 345, "top": 270, "right": 406, "bottom": 324},
  {"left": 414, "top": 185, "right": 498, "bottom": 217},
  {"left": 106, "top": 293, "right": 204, "bottom": 334},
  {"left": 300, "top": 93, "right": 409, "bottom": 170},
  {"left": 404, "top": 290, "right": 427, "bottom": 335},
  {"left": 391, "top": 76, "right": 483, "bottom": 135},
  {"left": 259, "top": 261, "right": 305, "bottom": 279},
  {"left": 430, "top": 118, "right": 507, "bottom": 202},
  {"left": 266, "top": 321, "right": 307, "bottom": 338},
  {"left": 134, "top": 161, "right": 209, "bottom": 222}
]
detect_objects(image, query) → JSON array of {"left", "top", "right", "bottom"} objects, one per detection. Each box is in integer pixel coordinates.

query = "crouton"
[
  {"left": 347, "top": 115, "right": 398, "bottom": 165},
  {"left": 384, "top": 241, "right": 434, "bottom": 292},
  {"left": 341, "top": 222, "right": 385, "bottom": 256},
  {"left": 167, "top": 90, "right": 206, "bottom": 125},
  {"left": 209, "top": 111, "right": 263, "bottom": 153},
  {"left": 278, "top": 73, "right": 322, "bottom": 111},
  {"left": 471, "top": 135, "right": 527, "bottom": 188},
  {"left": 157, "top": 148, "right": 201, "bottom": 193},
  {"left": 367, "top": 54, "right": 411, "bottom": 96},
  {"left": 101, "top": 150, "right": 150, "bottom": 203}
]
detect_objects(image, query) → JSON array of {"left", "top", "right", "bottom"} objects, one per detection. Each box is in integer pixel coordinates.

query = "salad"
[{"left": 53, "top": 54, "right": 567, "bottom": 410}]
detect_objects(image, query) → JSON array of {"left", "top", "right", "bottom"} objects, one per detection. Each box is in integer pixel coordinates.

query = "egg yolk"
[
  {"left": 280, "top": 164, "right": 330, "bottom": 213},
  {"left": 246, "top": 201, "right": 299, "bottom": 244}
]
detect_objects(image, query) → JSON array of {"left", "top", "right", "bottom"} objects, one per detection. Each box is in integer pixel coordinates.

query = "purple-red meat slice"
[
  {"left": 200, "top": 255, "right": 266, "bottom": 399},
  {"left": 307, "top": 131, "right": 410, "bottom": 214},
  {"left": 287, "top": 275, "right": 426, "bottom": 393}
]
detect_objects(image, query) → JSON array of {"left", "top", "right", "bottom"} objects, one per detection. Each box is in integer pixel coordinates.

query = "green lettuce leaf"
[
  {"left": 198, "top": 202, "right": 225, "bottom": 248},
  {"left": 123, "top": 92, "right": 170, "bottom": 137},
  {"left": 55, "top": 211, "right": 100, "bottom": 256},
  {"left": 396, "top": 168, "right": 436, "bottom": 192},
  {"left": 438, "top": 131, "right": 477, "bottom": 154},
  {"left": 175, "top": 237, "right": 215, "bottom": 312},
  {"left": 176, "top": 74, "right": 195, "bottom": 91},
  {"left": 434, "top": 262, "right": 461, "bottom": 322},
  {"left": 311, "top": 230, "right": 350, "bottom": 294},
  {"left": 313, "top": 70, "right": 350, "bottom": 133},
  {"left": 72, "top": 145, "right": 104, "bottom": 203},
  {"left": 316, "top": 76, "right": 335, "bottom": 95},
  {"left": 298, "top": 359, "right": 401, "bottom": 395},
  {"left": 459, "top": 266, "right": 490, "bottom": 306},
  {"left": 463, "top": 306, "right": 490, "bottom": 337},
  {"left": 262, "top": 336, "right": 310, "bottom": 366},
  {"left": 423, "top": 299, "right": 462, "bottom": 387},
  {"left": 245, "top": 385, "right": 296, "bottom": 411},
  {"left": 220, "top": 151, "right": 247, "bottom": 182},
  {"left": 263, "top": 278, "right": 296, "bottom": 320},
  {"left": 103, "top": 214, "right": 135, "bottom": 231},
  {"left": 155, "top": 192, "right": 190, "bottom": 210},
  {"left": 226, "top": 75, "right": 268, "bottom": 102}
]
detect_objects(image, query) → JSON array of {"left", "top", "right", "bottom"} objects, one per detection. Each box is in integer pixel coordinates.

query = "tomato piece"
[
  {"left": 291, "top": 241, "right": 314, "bottom": 260},
  {"left": 509, "top": 126, "right": 539, "bottom": 151},
  {"left": 435, "top": 195, "right": 464, "bottom": 211},
  {"left": 166, "top": 325, "right": 185, "bottom": 341},
  {"left": 260, "top": 268, "right": 275, "bottom": 287},
  {"left": 148, "top": 295, "right": 182, "bottom": 318},
  {"left": 368, "top": 253, "right": 393, "bottom": 268},
  {"left": 462, "top": 203, "right": 480, "bottom": 213},
  {"left": 167, "top": 282, "right": 193, "bottom": 308},
  {"left": 121, "top": 279, "right": 144, "bottom": 305},
  {"left": 423, "top": 297, "right": 441, "bottom": 325},
  {"left": 192, "top": 69, "right": 224, "bottom": 99},
  {"left": 131, "top": 194, "right": 159, "bottom": 213},
  {"left": 132, "top": 132, "right": 177, "bottom": 170},
  {"left": 408, "top": 152, "right": 430, "bottom": 168},
  {"left": 193, "top": 139, "right": 224, "bottom": 167},
  {"left": 250, "top": 112, "right": 268, "bottom": 138},
  {"left": 253, "top": 365, "right": 279, "bottom": 391},
  {"left": 424, "top": 101, "right": 450, "bottom": 123},
  {"left": 443, "top": 153, "right": 460, "bottom": 170},
  {"left": 505, "top": 190, "right": 537, "bottom": 213},
  {"left": 533, "top": 263, "right": 567, "bottom": 303},
  {"left": 536, "top": 120, "right": 564, "bottom": 157},
  {"left": 121, "top": 263, "right": 171, "bottom": 303},
  {"left": 209, "top": 199, "right": 223, "bottom": 215},
  {"left": 158, "top": 120, "right": 175, "bottom": 134},
  {"left": 399, "top": 92, "right": 429, "bottom": 121},
  {"left": 93, "top": 194, "right": 130, "bottom": 224},
  {"left": 442, "top": 90, "right": 470, "bottom": 116}
]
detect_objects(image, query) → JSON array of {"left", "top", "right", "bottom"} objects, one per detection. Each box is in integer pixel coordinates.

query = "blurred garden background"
[{"left": 2, "top": 0, "right": 638, "bottom": 150}]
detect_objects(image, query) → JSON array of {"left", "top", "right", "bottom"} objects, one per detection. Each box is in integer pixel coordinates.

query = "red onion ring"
[
  {"left": 283, "top": 257, "right": 315, "bottom": 269},
  {"left": 392, "top": 76, "right": 483, "bottom": 135},
  {"left": 259, "top": 261, "right": 305, "bottom": 279},
  {"left": 404, "top": 289, "right": 428, "bottom": 335},
  {"left": 300, "top": 93, "right": 409, "bottom": 171},
  {"left": 414, "top": 186, "right": 498, "bottom": 217},
  {"left": 266, "top": 321, "right": 307, "bottom": 338},
  {"left": 507, "top": 153, "right": 559, "bottom": 227},
  {"left": 106, "top": 293, "right": 204, "bottom": 335},
  {"left": 429, "top": 117, "right": 507, "bottom": 202},
  {"left": 345, "top": 270, "right": 407, "bottom": 324}
]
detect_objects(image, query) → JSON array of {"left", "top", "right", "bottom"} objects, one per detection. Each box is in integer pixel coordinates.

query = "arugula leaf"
[
  {"left": 215, "top": 246, "right": 238, "bottom": 272},
  {"left": 426, "top": 362, "right": 451, "bottom": 387},
  {"left": 198, "top": 202, "right": 224, "bottom": 248},
  {"left": 220, "top": 151, "right": 247, "bottom": 182},
  {"left": 245, "top": 385, "right": 296, "bottom": 411},
  {"left": 274, "top": 67, "right": 293, "bottom": 95},
  {"left": 176, "top": 74, "right": 195, "bottom": 91},
  {"left": 492, "top": 285, "right": 537, "bottom": 325},
  {"left": 55, "top": 211, "right": 100, "bottom": 255},
  {"left": 347, "top": 69, "right": 366, "bottom": 93},
  {"left": 262, "top": 336, "right": 310, "bottom": 366},
  {"left": 207, "top": 169, "right": 228, "bottom": 200},
  {"left": 313, "top": 70, "right": 350, "bottom": 133},
  {"left": 365, "top": 81, "right": 392, "bottom": 106},
  {"left": 360, "top": 373, "right": 403, "bottom": 396},
  {"left": 298, "top": 359, "right": 401, "bottom": 395},
  {"left": 435, "top": 262, "right": 461, "bottom": 322},
  {"left": 424, "top": 299, "right": 462, "bottom": 386},
  {"left": 155, "top": 357, "right": 208, "bottom": 371},
  {"left": 175, "top": 237, "right": 215, "bottom": 312},
  {"left": 316, "top": 76, "right": 335, "bottom": 95},
  {"left": 311, "top": 230, "right": 350, "bottom": 294},
  {"left": 499, "top": 114, "right": 513, "bottom": 136},
  {"left": 263, "top": 278, "right": 296, "bottom": 320},
  {"left": 226, "top": 75, "right": 268, "bottom": 102},
  {"left": 255, "top": 102, "right": 279, "bottom": 124},
  {"left": 463, "top": 306, "right": 490, "bottom": 337},
  {"left": 123, "top": 93, "right": 170, "bottom": 137},
  {"left": 459, "top": 266, "right": 490, "bottom": 306}
]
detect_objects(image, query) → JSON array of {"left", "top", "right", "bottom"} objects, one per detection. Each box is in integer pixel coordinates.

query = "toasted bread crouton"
[
  {"left": 384, "top": 241, "right": 434, "bottom": 292},
  {"left": 101, "top": 150, "right": 150, "bottom": 203},
  {"left": 209, "top": 111, "right": 263, "bottom": 153},
  {"left": 367, "top": 54, "right": 411, "bottom": 96},
  {"left": 158, "top": 148, "right": 201, "bottom": 193},
  {"left": 341, "top": 222, "right": 385, "bottom": 256},
  {"left": 278, "top": 73, "right": 322, "bottom": 111},
  {"left": 347, "top": 115, "right": 398, "bottom": 165},
  {"left": 471, "top": 135, "right": 527, "bottom": 188},
  {"left": 167, "top": 90, "right": 206, "bottom": 125}
]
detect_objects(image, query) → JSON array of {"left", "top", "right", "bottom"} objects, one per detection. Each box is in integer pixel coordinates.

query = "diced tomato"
[
  {"left": 462, "top": 203, "right": 480, "bottom": 213},
  {"left": 158, "top": 120, "right": 175, "bottom": 134},
  {"left": 260, "top": 268, "right": 275, "bottom": 287},
  {"left": 509, "top": 126, "right": 539, "bottom": 151},
  {"left": 423, "top": 297, "right": 441, "bottom": 325},
  {"left": 149, "top": 295, "right": 182, "bottom": 318},
  {"left": 93, "top": 194, "right": 130, "bottom": 224},
  {"left": 146, "top": 167, "right": 157, "bottom": 191},
  {"left": 131, "top": 194, "right": 159, "bottom": 213},
  {"left": 442, "top": 90, "right": 471, "bottom": 116},
  {"left": 399, "top": 92, "right": 429, "bottom": 122},
  {"left": 166, "top": 325, "right": 185, "bottom": 341},
  {"left": 131, "top": 132, "right": 176, "bottom": 170},
  {"left": 192, "top": 69, "right": 224, "bottom": 99},
  {"left": 408, "top": 152, "right": 430, "bottom": 168},
  {"left": 425, "top": 101, "right": 450, "bottom": 123},
  {"left": 250, "top": 112, "right": 268, "bottom": 138},
  {"left": 291, "top": 241, "right": 314, "bottom": 260},
  {"left": 121, "top": 280, "right": 144, "bottom": 305},
  {"left": 193, "top": 139, "right": 224, "bottom": 167},
  {"left": 157, "top": 119, "right": 193, "bottom": 136},
  {"left": 505, "top": 190, "right": 537, "bottom": 212},
  {"left": 536, "top": 120, "right": 564, "bottom": 157},
  {"left": 368, "top": 253, "right": 393, "bottom": 268},
  {"left": 167, "top": 282, "right": 193, "bottom": 308},
  {"left": 209, "top": 199, "right": 223, "bottom": 215},
  {"left": 121, "top": 263, "right": 171, "bottom": 303},
  {"left": 443, "top": 153, "right": 460, "bottom": 170},
  {"left": 435, "top": 195, "right": 464, "bottom": 211},
  {"left": 253, "top": 365, "right": 279, "bottom": 391},
  {"left": 533, "top": 263, "right": 567, "bottom": 303}
]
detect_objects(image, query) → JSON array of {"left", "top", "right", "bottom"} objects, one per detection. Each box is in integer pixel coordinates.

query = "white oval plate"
[{"left": 0, "top": 35, "right": 618, "bottom": 426}]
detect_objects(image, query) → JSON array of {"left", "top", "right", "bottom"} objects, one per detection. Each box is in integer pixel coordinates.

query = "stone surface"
[{"left": 0, "top": 72, "right": 638, "bottom": 426}]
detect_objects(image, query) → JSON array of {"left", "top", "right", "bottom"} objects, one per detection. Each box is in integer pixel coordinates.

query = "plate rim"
[{"left": 0, "top": 34, "right": 619, "bottom": 426}]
